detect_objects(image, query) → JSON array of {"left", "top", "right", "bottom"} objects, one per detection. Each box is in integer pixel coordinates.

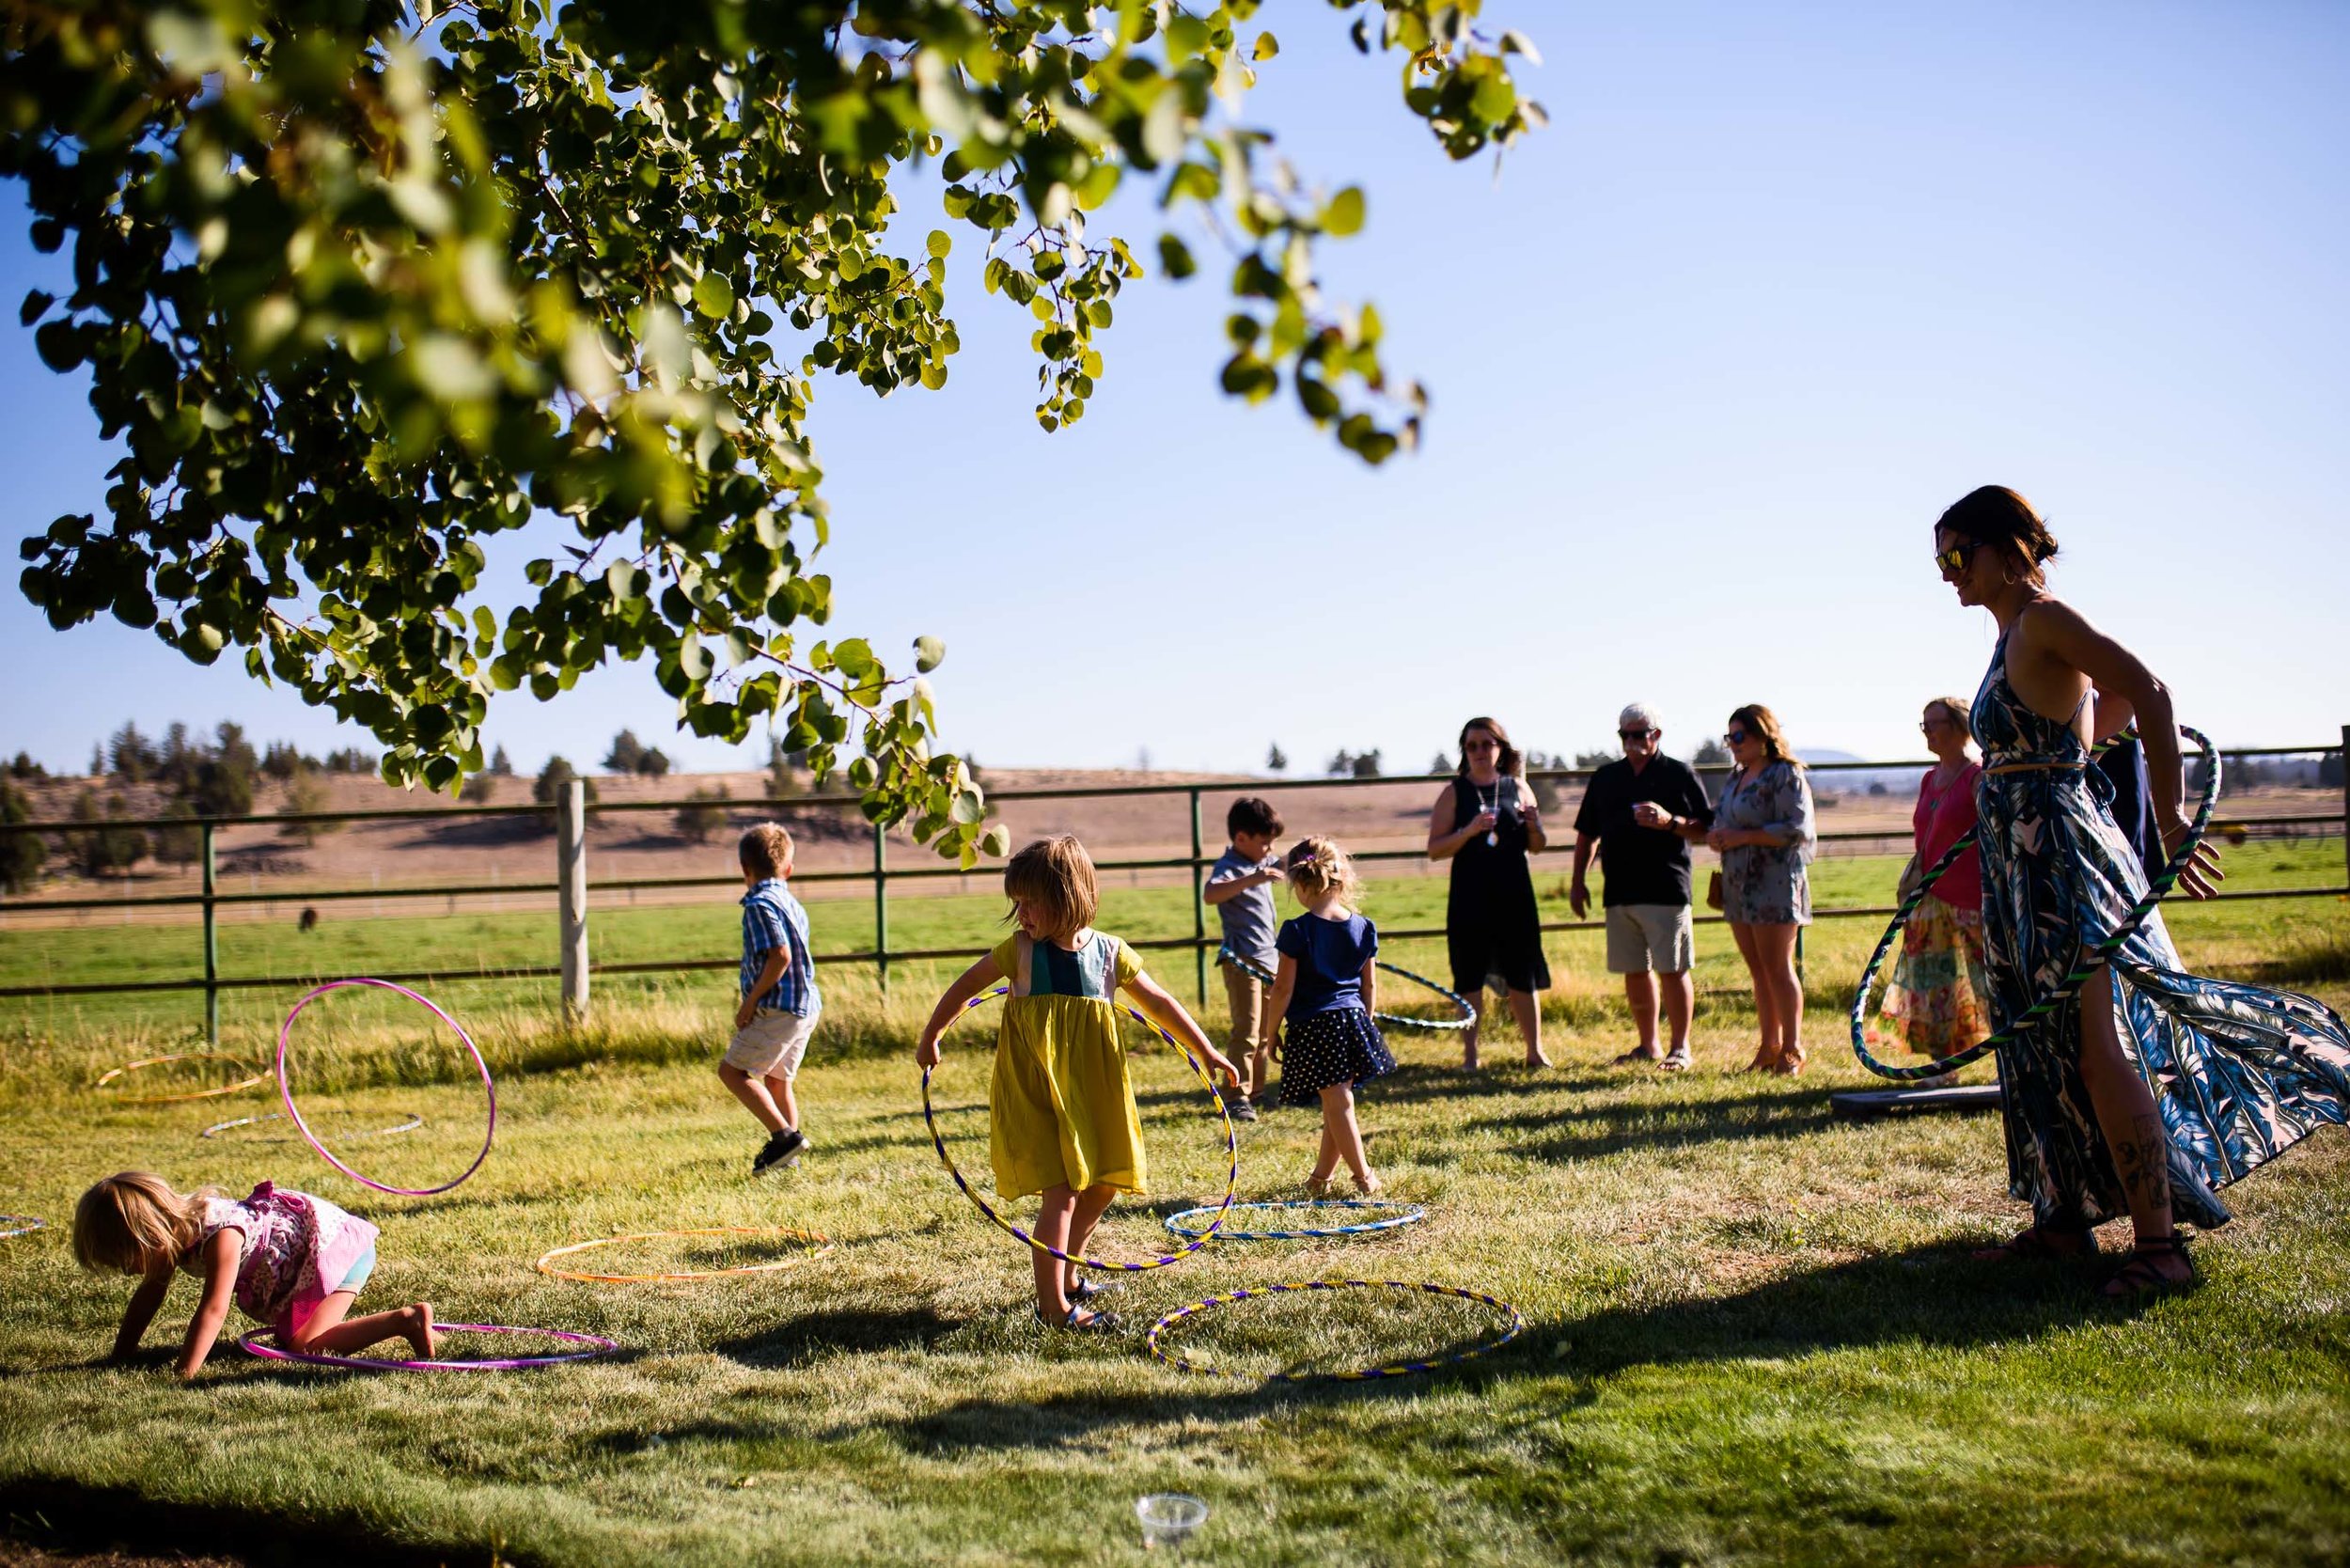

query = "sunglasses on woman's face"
[
  {"left": 1724, "top": 729, "right": 1750, "bottom": 745},
  {"left": 1934, "top": 541, "right": 1976, "bottom": 575}
]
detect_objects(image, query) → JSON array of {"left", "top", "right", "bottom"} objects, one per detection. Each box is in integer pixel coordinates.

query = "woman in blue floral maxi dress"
[{"left": 1935, "top": 486, "right": 2350, "bottom": 1296}]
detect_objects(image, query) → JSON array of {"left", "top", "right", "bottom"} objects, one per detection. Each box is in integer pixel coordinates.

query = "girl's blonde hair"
[
  {"left": 1003, "top": 836, "right": 1099, "bottom": 942},
  {"left": 1728, "top": 703, "right": 1801, "bottom": 770},
  {"left": 1284, "top": 836, "right": 1362, "bottom": 905},
  {"left": 73, "top": 1171, "right": 207, "bottom": 1276}
]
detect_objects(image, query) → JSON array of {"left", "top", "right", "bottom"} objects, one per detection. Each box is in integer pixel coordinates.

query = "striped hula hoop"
[
  {"left": 1146, "top": 1278, "right": 1525, "bottom": 1382},
  {"left": 1218, "top": 947, "right": 1476, "bottom": 1033},
  {"left": 0, "top": 1215, "right": 45, "bottom": 1240},
  {"left": 922, "top": 985, "right": 1238, "bottom": 1271},
  {"left": 1849, "top": 725, "right": 2218, "bottom": 1083}
]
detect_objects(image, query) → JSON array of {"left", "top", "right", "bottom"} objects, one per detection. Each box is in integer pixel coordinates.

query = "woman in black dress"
[{"left": 1428, "top": 716, "right": 1552, "bottom": 1069}]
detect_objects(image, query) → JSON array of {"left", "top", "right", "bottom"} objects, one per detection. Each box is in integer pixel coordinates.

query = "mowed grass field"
[{"left": 2, "top": 847, "right": 2348, "bottom": 1566}]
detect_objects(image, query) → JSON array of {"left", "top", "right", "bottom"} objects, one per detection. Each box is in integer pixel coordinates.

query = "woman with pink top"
[{"left": 1872, "top": 696, "right": 1990, "bottom": 1083}]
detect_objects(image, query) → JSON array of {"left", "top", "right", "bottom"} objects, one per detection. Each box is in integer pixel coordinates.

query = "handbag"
[{"left": 1705, "top": 870, "right": 1725, "bottom": 911}]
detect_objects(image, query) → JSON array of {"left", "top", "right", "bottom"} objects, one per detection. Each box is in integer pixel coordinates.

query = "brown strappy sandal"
[{"left": 2100, "top": 1232, "right": 2196, "bottom": 1299}]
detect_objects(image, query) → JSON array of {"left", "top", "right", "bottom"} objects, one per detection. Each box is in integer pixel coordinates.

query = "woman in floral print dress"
[{"left": 1934, "top": 485, "right": 2350, "bottom": 1296}]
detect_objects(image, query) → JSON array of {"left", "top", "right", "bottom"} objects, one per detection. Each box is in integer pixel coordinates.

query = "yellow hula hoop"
[
  {"left": 93, "top": 1052, "right": 271, "bottom": 1105},
  {"left": 533, "top": 1226, "right": 836, "bottom": 1283}
]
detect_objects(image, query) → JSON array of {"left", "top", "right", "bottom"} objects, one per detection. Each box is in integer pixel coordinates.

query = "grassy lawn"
[{"left": 2, "top": 857, "right": 2348, "bottom": 1564}]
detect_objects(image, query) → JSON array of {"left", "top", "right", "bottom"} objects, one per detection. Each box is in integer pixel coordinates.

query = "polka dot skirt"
[{"left": 1277, "top": 1006, "right": 1397, "bottom": 1107}]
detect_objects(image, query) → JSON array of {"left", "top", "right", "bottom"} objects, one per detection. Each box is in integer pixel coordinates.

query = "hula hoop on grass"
[
  {"left": 240, "top": 1322, "right": 618, "bottom": 1372},
  {"left": 535, "top": 1226, "right": 836, "bottom": 1282},
  {"left": 0, "top": 1215, "right": 45, "bottom": 1240},
  {"left": 1163, "top": 1198, "right": 1427, "bottom": 1242},
  {"left": 93, "top": 1053, "right": 269, "bottom": 1105},
  {"left": 199, "top": 1110, "right": 425, "bottom": 1141},
  {"left": 278, "top": 978, "right": 494, "bottom": 1196},
  {"left": 1219, "top": 947, "right": 1475, "bottom": 1033},
  {"left": 1146, "top": 1278, "right": 1524, "bottom": 1382},
  {"left": 922, "top": 985, "right": 1237, "bottom": 1271},
  {"left": 1848, "top": 725, "right": 2219, "bottom": 1084}
]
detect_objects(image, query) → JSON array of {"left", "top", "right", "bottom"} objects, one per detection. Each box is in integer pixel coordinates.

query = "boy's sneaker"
[
  {"left": 752, "top": 1127, "right": 806, "bottom": 1176},
  {"left": 1228, "top": 1098, "right": 1260, "bottom": 1123}
]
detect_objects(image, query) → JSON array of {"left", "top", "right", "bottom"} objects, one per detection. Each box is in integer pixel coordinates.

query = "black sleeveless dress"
[{"left": 1445, "top": 776, "right": 1552, "bottom": 996}]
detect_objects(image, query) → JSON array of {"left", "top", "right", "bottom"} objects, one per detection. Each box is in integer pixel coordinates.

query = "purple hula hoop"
[
  {"left": 240, "top": 1322, "right": 617, "bottom": 1371},
  {"left": 277, "top": 978, "right": 496, "bottom": 1197}
]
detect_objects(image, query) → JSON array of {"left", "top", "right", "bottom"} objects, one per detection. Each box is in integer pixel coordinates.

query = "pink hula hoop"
[{"left": 277, "top": 978, "right": 495, "bottom": 1196}]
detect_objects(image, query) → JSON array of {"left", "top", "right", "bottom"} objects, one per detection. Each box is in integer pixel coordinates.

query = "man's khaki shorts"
[
  {"left": 723, "top": 1006, "right": 819, "bottom": 1078},
  {"left": 1606, "top": 903, "right": 1694, "bottom": 975}
]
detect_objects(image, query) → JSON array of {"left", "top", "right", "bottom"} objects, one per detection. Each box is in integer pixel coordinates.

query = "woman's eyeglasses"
[
  {"left": 1934, "top": 541, "right": 1976, "bottom": 575},
  {"left": 1723, "top": 729, "right": 1750, "bottom": 745}
]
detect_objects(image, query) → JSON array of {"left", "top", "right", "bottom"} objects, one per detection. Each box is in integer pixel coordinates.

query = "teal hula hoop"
[
  {"left": 1218, "top": 946, "right": 1475, "bottom": 1033},
  {"left": 1163, "top": 1198, "right": 1427, "bottom": 1242},
  {"left": 1848, "top": 725, "right": 2219, "bottom": 1083}
]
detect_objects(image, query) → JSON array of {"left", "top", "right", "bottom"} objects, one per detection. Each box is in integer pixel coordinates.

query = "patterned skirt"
[
  {"left": 1872, "top": 895, "right": 1990, "bottom": 1061},
  {"left": 1277, "top": 1007, "right": 1398, "bottom": 1107}
]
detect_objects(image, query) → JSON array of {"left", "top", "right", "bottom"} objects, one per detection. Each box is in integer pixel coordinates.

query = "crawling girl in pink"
[{"left": 73, "top": 1171, "right": 434, "bottom": 1378}]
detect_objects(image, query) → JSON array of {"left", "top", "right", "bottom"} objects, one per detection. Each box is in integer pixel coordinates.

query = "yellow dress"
[{"left": 988, "top": 930, "right": 1148, "bottom": 1200}]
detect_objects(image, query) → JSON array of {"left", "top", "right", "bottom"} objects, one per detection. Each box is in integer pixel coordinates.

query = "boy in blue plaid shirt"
[{"left": 725, "top": 823, "right": 822, "bottom": 1176}]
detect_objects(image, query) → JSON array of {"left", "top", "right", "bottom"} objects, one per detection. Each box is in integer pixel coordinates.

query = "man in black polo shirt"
[{"left": 1570, "top": 703, "right": 1716, "bottom": 1070}]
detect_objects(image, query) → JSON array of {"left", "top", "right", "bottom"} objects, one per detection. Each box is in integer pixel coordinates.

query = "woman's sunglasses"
[
  {"left": 1723, "top": 729, "right": 1750, "bottom": 745},
  {"left": 1934, "top": 541, "right": 1976, "bottom": 574}
]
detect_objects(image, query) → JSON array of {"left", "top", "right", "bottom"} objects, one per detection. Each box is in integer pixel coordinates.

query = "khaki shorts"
[
  {"left": 1606, "top": 904, "right": 1694, "bottom": 975},
  {"left": 1220, "top": 960, "right": 1279, "bottom": 1057},
  {"left": 723, "top": 1006, "right": 819, "bottom": 1078}
]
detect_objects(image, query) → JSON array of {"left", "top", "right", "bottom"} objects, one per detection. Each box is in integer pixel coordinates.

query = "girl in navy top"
[{"left": 1264, "top": 837, "right": 1398, "bottom": 1196}]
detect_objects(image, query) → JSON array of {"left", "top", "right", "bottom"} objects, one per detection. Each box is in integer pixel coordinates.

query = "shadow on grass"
[
  {"left": 708, "top": 1305, "right": 962, "bottom": 1369},
  {"left": 801, "top": 1241, "right": 2116, "bottom": 1455},
  {"left": 1463, "top": 1085, "right": 1839, "bottom": 1162}
]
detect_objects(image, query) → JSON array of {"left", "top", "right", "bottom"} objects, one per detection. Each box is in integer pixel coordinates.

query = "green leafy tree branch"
[{"left": 2, "top": 0, "right": 1540, "bottom": 865}]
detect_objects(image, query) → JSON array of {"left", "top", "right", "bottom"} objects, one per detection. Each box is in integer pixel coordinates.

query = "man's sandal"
[
  {"left": 1971, "top": 1222, "right": 2096, "bottom": 1263},
  {"left": 2101, "top": 1233, "right": 2196, "bottom": 1299}
]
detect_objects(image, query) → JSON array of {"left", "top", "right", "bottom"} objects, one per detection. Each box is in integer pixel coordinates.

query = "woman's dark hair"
[
  {"left": 1937, "top": 485, "right": 2060, "bottom": 583},
  {"left": 1455, "top": 717, "right": 1522, "bottom": 778}
]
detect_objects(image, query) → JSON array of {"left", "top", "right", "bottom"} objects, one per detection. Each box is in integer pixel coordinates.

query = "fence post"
[
  {"left": 1189, "top": 788, "right": 1207, "bottom": 1007},
  {"left": 873, "top": 819, "right": 889, "bottom": 995},
  {"left": 201, "top": 822, "right": 218, "bottom": 1046},
  {"left": 557, "top": 780, "right": 588, "bottom": 1020},
  {"left": 2341, "top": 724, "right": 2348, "bottom": 892}
]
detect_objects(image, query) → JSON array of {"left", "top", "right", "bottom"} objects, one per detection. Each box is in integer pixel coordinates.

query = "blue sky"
[{"left": 3, "top": 1, "right": 2344, "bottom": 781}]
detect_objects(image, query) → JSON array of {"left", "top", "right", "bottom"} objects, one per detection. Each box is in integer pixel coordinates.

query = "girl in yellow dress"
[{"left": 917, "top": 836, "right": 1239, "bottom": 1330}]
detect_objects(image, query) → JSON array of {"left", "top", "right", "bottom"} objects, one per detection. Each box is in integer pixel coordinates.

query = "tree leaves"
[{"left": 1, "top": 0, "right": 1543, "bottom": 870}]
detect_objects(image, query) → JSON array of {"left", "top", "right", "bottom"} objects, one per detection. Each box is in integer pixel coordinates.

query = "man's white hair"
[{"left": 1619, "top": 701, "right": 1661, "bottom": 733}]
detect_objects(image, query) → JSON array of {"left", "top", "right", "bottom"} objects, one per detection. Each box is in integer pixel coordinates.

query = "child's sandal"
[
  {"left": 1036, "top": 1303, "right": 1120, "bottom": 1332},
  {"left": 2101, "top": 1233, "right": 2197, "bottom": 1299},
  {"left": 1304, "top": 1173, "right": 1337, "bottom": 1200}
]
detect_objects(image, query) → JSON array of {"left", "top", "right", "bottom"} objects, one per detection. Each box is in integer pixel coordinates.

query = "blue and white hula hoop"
[{"left": 1163, "top": 1198, "right": 1427, "bottom": 1242}]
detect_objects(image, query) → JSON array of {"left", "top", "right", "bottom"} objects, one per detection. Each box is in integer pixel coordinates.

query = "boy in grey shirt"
[{"left": 1202, "top": 796, "right": 1285, "bottom": 1121}]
